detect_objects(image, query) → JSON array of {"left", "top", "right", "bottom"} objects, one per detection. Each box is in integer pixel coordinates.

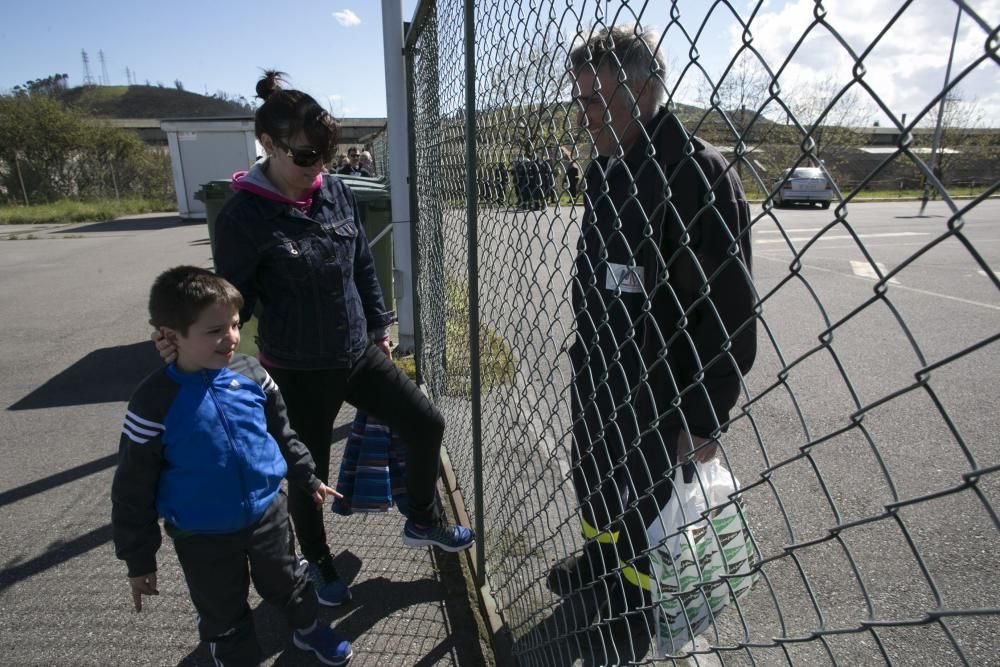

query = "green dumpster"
[
  {"left": 338, "top": 175, "right": 395, "bottom": 311},
  {"left": 193, "top": 179, "right": 235, "bottom": 259}
]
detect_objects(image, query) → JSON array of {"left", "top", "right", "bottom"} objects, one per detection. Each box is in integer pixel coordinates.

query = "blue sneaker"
[
  {"left": 293, "top": 623, "right": 353, "bottom": 666},
  {"left": 307, "top": 555, "right": 352, "bottom": 606},
  {"left": 402, "top": 520, "right": 475, "bottom": 552}
]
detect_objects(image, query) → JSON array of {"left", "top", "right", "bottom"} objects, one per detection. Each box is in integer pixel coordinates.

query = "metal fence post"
[
  {"left": 404, "top": 32, "right": 425, "bottom": 385},
  {"left": 463, "top": 0, "right": 485, "bottom": 586},
  {"left": 381, "top": 0, "right": 416, "bottom": 351}
]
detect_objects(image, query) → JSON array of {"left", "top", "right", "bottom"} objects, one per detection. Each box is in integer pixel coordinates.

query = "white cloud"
[
  {"left": 724, "top": 0, "right": 1000, "bottom": 125},
  {"left": 333, "top": 9, "right": 361, "bottom": 27}
]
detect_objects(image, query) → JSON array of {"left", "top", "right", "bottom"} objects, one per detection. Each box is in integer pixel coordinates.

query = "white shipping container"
[{"left": 161, "top": 118, "right": 261, "bottom": 219}]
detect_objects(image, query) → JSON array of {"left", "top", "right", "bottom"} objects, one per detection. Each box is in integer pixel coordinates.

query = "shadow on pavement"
[
  {"left": 175, "top": 570, "right": 480, "bottom": 666},
  {"left": 513, "top": 580, "right": 653, "bottom": 666},
  {"left": 9, "top": 341, "right": 162, "bottom": 410},
  {"left": 0, "top": 453, "right": 117, "bottom": 508},
  {"left": 0, "top": 524, "right": 113, "bottom": 594},
  {"left": 68, "top": 214, "right": 197, "bottom": 234}
]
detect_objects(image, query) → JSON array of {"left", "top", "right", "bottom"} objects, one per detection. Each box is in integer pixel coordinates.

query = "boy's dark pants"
[{"left": 170, "top": 492, "right": 316, "bottom": 666}]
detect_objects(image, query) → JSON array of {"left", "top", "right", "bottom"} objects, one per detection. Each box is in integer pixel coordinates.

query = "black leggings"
[{"left": 266, "top": 344, "right": 445, "bottom": 563}]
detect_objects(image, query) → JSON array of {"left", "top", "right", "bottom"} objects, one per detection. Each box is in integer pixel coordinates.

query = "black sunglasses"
[{"left": 276, "top": 141, "right": 326, "bottom": 167}]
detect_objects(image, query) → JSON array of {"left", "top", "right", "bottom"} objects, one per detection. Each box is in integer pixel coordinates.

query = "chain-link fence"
[
  {"left": 368, "top": 124, "right": 391, "bottom": 179},
  {"left": 404, "top": 1, "right": 999, "bottom": 664}
]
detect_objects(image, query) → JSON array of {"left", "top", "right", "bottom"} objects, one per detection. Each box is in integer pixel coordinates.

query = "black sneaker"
[{"left": 546, "top": 541, "right": 618, "bottom": 597}]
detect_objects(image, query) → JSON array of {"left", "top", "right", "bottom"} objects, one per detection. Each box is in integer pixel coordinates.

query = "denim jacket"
[{"left": 214, "top": 172, "right": 394, "bottom": 369}]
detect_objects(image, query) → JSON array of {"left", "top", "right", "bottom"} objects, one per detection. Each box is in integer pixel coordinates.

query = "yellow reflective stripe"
[
  {"left": 580, "top": 518, "right": 619, "bottom": 544},
  {"left": 579, "top": 520, "right": 650, "bottom": 589},
  {"left": 620, "top": 562, "right": 653, "bottom": 591}
]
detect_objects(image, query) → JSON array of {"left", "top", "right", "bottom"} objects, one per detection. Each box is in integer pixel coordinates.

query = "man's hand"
[
  {"left": 374, "top": 338, "right": 392, "bottom": 358},
  {"left": 128, "top": 572, "right": 159, "bottom": 612},
  {"left": 312, "top": 483, "right": 343, "bottom": 506},
  {"left": 676, "top": 431, "right": 718, "bottom": 464},
  {"left": 151, "top": 328, "right": 178, "bottom": 364}
]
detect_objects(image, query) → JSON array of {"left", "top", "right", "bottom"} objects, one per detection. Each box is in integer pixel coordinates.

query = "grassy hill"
[{"left": 59, "top": 85, "right": 251, "bottom": 119}]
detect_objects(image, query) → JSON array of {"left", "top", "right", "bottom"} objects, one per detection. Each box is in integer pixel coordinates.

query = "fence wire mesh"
[
  {"left": 369, "top": 124, "right": 390, "bottom": 179},
  {"left": 406, "top": 1, "right": 1000, "bottom": 664}
]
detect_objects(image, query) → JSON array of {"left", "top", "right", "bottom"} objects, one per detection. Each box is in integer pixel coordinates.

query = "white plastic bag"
[{"left": 646, "top": 459, "right": 759, "bottom": 656}]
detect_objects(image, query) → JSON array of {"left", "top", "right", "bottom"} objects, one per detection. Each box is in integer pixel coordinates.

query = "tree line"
[{"left": 0, "top": 77, "right": 175, "bottom": 206}]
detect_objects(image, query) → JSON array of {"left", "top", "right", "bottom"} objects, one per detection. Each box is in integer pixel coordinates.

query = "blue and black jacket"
[{"left": 111, "top": 354, "right": 321, "bottom": 577}]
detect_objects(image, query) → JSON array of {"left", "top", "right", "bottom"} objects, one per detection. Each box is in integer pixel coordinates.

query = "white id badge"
[{"left": 606, "top": 262, "right": 644, "bottom": 294}]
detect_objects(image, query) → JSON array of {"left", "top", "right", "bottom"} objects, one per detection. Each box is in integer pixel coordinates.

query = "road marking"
[
  {"left": 850, "top": 261, "right": 900, "bottom": 284},
  {"left": 755, "top": 255, "right": 1000, "bottom": 311},
  {"left": 754, "top": 232, "right": 927, "bottom": 245},
  {"left": 756, "top": 227, "right": 825, "bottom": 234}
]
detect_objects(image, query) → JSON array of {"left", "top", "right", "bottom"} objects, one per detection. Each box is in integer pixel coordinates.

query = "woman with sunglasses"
[{"left": 159, "top": 71, "right": 475, "bottom": 613}]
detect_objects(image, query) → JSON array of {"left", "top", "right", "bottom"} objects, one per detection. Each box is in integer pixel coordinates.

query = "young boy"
[{"left": 112, "top": 266, "right": 353, "bottom": 666}]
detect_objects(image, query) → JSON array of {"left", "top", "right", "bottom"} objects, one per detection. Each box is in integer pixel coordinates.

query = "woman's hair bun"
[{"left": 256, "top": 70, "right": 287, "bottom": 102}]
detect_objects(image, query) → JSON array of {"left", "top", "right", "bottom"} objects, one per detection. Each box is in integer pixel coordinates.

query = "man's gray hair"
[{"left": 569, "top": 25, "right": 667, "bottom": 108}]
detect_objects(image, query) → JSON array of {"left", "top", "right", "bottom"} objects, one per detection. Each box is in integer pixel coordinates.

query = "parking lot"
[{"left": 0, "top": 214, "right": 490, "bottom": 666}]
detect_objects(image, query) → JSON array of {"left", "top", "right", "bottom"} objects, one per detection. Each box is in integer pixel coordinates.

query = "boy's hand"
[
  {"left": 312, "top": 483, "right": 343, "bottom": 506},
  {"left": 151, "top": 328, "right": 178, "bottom": 364},
  {"left": 129, "top": 572, "right": 159, "bottom": 612}
]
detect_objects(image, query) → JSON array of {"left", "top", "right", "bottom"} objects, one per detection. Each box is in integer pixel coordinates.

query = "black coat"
[{"left": 574, "top": 107, "right": 756, "bottom": 439}]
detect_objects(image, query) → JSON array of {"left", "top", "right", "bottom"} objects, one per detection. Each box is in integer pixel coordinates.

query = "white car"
[{"left": 773, "top": 167, "right": 833, "bottom": 209}]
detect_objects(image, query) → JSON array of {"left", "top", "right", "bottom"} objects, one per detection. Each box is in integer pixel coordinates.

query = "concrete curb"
[{"left": 437, "top": 445, "right": 513, "bottom": 666}]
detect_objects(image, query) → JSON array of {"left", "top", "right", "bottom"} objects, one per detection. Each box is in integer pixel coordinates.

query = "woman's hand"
[
  {"left": 676, "top": 431, "right": 718, "bottom": 463},
  {"left": 151, "top": 328, "right": 178, "bottom": 364}
]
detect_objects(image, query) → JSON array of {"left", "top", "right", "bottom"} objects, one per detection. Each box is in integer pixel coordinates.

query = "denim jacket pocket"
[
  {"left": 323, "top": 218, "right": 358, "bottom": 264},
  {"left": 268, "top": 238, "right": 310, "bottom": 283},
  {"left": 322, "top": 217, "right": 356, "bottom": 237}
]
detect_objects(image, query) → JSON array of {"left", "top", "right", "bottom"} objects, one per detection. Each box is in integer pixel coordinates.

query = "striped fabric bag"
[{"left": 331, "top": 410, "right": 408, "bottom": 515}]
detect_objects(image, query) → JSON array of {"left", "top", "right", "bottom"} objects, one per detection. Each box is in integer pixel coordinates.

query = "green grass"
[
  {"left": 0, "top": 198, "right": 175, "bottom": 225},
  {"left": 441, "top": 275, "right": 517, "bottom": 397},
  {"left": 60, "top": 84, "right": 250, "bottom": 119}
]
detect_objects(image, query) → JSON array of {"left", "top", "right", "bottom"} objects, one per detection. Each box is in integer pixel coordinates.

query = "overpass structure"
[{"left": 107, "top": 116, "right": 388, "bottom": 152}]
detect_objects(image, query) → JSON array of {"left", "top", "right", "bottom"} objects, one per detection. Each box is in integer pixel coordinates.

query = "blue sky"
[
  {"left": 0, "top": 0, "right": 419, "bottom": 118},
  {"left": 1, "top": 0, "right": 998, "bottom": 125}
]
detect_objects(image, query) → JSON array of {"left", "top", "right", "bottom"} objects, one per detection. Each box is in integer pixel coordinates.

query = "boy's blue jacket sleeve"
[{"left": 111, "top": 387, "right": 167, "bottom": 578}]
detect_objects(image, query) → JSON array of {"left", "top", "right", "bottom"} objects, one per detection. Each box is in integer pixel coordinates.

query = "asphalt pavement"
[
  {"left": 428, "top": 198, "right": 1000, "bottom": 666},
  {"left": 1, "top": 200, "right": 997, "bottom": 666},
  {"left": 0, "top": 214, "right": 491, "bottom": 667}
]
